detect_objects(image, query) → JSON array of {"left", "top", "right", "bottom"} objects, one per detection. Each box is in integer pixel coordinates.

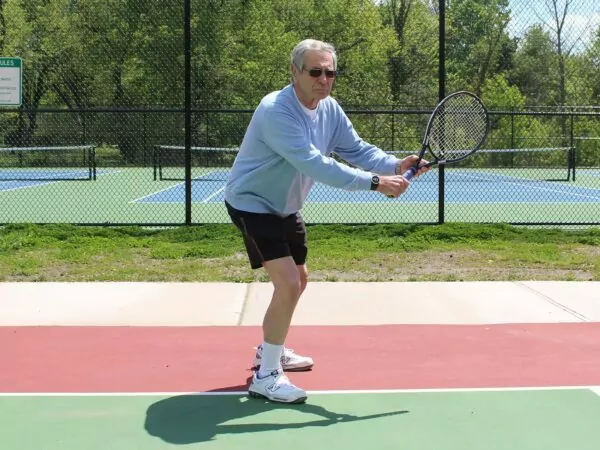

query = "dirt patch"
[{"left": 307, "top": 249, "right": 598, "bottom": 281}]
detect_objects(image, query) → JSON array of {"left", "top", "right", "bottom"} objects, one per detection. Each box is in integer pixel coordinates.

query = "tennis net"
[
  {"left": 389, "top": 146, "right": 575, "bottom": 182},
  {"left": 0, "top": 145, "right": 97, "bottom": 181},
  {"left": 152, "top": 145, "right": 575, "bottom": 183},
  {"left": 153, "top": 145, "right": 238, "bottom": 181}
]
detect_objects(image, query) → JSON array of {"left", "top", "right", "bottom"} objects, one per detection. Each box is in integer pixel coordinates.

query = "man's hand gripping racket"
[{"left": 402, "top": 91, "right": 489, "bottom": 180}]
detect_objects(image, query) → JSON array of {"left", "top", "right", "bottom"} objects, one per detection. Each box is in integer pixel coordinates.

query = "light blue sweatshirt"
[{"left": 224, "top": 84, "right": 400, "bottom": 216}]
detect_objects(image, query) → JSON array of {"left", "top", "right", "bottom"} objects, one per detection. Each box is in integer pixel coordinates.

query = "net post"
[
  {"left": 91, "top": 146, "right": 97, "bottom": 181},
  {"left": 570, "top": 145, "right": 576, "bottom": 182},
  {"left": 159, "top": 146, "right": 164, "bottom": 181},
  {"left": 152, "top": 145, "right": 158, "bottom": 181}
]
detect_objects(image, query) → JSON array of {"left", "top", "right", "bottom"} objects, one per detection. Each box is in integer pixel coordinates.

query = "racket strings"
[{"left": 428, "top": 96, "right": 488, "bottom": 160}]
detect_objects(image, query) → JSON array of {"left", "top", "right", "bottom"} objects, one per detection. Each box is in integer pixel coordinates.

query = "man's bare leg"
[
  {"left": 254, "top": 258, "right": 307, "bottom": 374},
  {"left": 263, "top": 260, "right": 308, "bottom": 342},
  {"left": 247, "top": 257, "right": 309, "bottom": 403}
]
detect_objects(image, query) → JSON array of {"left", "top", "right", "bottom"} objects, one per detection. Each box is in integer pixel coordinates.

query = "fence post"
[
  {"left": 184, "top": 0, "right": 192, "bottom": 225},
  {"left": 438, "top": 0, "right": 446, "bottom": 224},
  {"left": 570, "top": 113, "right": 576, "bottom": 181}
]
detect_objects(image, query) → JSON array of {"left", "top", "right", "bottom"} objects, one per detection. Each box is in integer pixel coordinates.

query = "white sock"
[{"left": 257, "top": 342, "right": 283, "bottom": 377}]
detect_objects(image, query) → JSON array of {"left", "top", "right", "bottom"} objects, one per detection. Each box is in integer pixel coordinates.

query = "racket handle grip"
[{"left": 402, "top": 166, "right": 418, "bottom": 180}]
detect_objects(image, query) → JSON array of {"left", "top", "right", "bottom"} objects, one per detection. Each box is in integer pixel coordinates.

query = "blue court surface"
[{"left": 135, "top": 169, "right": 600, "bottom": 204}]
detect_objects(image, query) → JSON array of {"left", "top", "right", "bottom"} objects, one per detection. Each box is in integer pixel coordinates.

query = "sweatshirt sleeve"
[
  {"left": 331, "top": 106, "right": 400, "bottom": 175},
  {"left": 260, "top": 107, "right": 374, "bottom": 191}
]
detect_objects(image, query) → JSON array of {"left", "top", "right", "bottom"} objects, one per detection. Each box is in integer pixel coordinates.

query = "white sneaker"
[
  {"left": 253, "top": 345, "right": 314, "bottom": 372},
  {"left": 248, "top": 369, "right": 307, "bottom": 404}
]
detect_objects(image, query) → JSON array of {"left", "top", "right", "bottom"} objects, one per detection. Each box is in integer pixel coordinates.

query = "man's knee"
[
  {"left": 265, "top": 258, "right": 303, "bottom": 301},
  {"left": 298, "top": 264, "right": 308, "bottom": 294},
  {"left": 273, "top": 274, "right": 302, "bottom": 301}
]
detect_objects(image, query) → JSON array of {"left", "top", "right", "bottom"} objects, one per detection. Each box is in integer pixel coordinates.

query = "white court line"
[
  {"left": 131, "top": 182, "right": 183, "bottom": 203},
  {"left": 203, "top": 186, "right": 225, "bottom": 203},
  {"left": 2, "top": 386, "right": 599, "bottom": 397},
  {"left": 132, "top": 170, "right": 226, "bottom": 204},
  {"left": 0, "top": 180, "right": 56, "bottom": 192},
  {"left": 459, "top": 172, "right": 600, "bottom": 201},
  {"left": 190, "top": 169, "right": 226, "bottom": 203}
]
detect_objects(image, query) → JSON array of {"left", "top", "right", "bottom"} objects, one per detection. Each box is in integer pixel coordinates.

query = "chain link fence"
[{"left": 0, "top": 0, "right": 599, "bottom": 226}]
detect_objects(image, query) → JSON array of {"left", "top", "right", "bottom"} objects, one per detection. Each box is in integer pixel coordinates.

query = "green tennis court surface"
[
  {"left": 1, "top": 143, "right": 598, "bottom": 224},
  {"left": 1, "top": 167, "right": 600, "bottom": 224},
  {"left": 2, "top": 389, "right": 600, "bottom": 449}
]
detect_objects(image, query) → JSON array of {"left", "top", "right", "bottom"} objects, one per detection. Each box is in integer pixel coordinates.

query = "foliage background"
[
  {"left": 0, "top": 0, "right": 599, "bottom": 227},
  {"left": 2, "top": 0, "right": 599, "bottom": 146}
]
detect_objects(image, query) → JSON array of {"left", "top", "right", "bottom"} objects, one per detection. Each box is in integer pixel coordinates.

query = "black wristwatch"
[{"left": 370, "top": 174, "right": 380, "bottom": 191}]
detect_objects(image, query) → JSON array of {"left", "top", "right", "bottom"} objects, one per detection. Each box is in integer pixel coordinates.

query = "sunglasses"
[{"left": 304, "top": 68, "right": 337, "bottom": 78}]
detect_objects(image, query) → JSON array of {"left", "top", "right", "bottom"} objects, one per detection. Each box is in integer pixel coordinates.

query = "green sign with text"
[{"left": 0, "top": 57, "right": 22, "bottom": 106}]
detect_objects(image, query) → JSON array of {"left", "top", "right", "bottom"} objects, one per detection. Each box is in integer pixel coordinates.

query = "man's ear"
[{"left": 290, "top": 64, "right": 301, "bottom": 83}]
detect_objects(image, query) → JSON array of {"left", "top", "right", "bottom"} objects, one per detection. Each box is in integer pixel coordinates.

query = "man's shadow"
[{"left": 144, "top": 376, "right": 409, "bottom": 444}]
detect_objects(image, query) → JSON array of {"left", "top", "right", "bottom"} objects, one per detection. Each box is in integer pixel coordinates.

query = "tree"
[
  {"left": 0, "top": 0, "right": 6, "bottom": 53},
  {"left": 536, "top": 0, "right": 596, "bottom": 142},
  {"left": 537, "top": 0, "right": 596, "bottom": 107},
  {"left": 587, "top": 28, "right": 600, "bottom": 102},
  {"left": 3, "top": 0, "right": 80, "bottom": 145},
  {"left": 379, "top": 0, "right": 438, "bottom": 105},
  {"left": 509, "top": 25, "right": 558, "bottom": 105},
  {"left": 446, "top": 0, "right": 514, "bottom": 95}
]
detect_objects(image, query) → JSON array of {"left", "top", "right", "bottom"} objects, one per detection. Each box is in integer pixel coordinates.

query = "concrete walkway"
[{"left": 0, "top": 281, "right": 598, "bottom": 326}]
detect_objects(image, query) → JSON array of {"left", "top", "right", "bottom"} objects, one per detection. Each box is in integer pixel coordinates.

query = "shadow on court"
[{"left": 144, "top": 378, "right": 409, "bottom": 444}]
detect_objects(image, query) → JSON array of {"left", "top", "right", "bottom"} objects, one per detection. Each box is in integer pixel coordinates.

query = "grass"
[{"left": 0, "top": 222, "right": 599, "bottom": 282}]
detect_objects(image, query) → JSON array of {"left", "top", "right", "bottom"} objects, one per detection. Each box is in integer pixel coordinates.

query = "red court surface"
[
  {"left": 2, "top": 323, "right": 600, "bottom": 450},
  {"left": 2, "top": 323, "right": 600, "bottom": 393}
]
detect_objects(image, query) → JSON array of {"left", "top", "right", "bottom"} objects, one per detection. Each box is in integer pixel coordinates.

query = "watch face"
[{"left": 370, "top": 175, "right": 380, "bottom": 191}]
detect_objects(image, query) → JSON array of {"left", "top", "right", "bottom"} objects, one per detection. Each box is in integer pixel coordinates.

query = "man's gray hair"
[{"left": 291, "top": 39, "right": 337, "bottom": 70}]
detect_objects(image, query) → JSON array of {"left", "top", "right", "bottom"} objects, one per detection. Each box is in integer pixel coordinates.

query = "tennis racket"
[{"left": 402, "top": 91, "right": 489, "bottom": 180}]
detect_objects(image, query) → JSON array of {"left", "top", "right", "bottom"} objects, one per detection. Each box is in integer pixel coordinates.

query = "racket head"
[{"left": 423, "top": 91, "right": 489, "bottom": 163}]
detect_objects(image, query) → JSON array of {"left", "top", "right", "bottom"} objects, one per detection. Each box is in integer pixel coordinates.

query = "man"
[{"left": 224, "top": 39, "right": 428, "bottom": 404}]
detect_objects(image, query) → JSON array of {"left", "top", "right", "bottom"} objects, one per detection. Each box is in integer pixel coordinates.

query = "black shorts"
[{"left": 225, "top": 201, "right": 308, "bottom": 270}]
